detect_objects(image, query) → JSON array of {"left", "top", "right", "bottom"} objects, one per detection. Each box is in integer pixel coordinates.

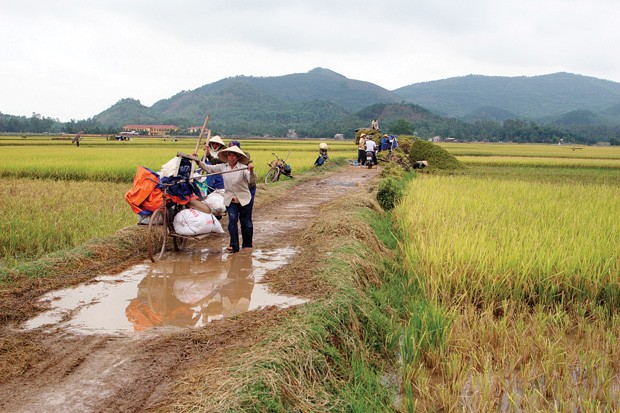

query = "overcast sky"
[{"left": 2, "top": 0, "right": 619, "bottom": 121}]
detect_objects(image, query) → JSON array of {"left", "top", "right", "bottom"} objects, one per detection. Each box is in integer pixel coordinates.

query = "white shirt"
[{"left": 365, "top": 140, "right": 377, "bottom": 152}]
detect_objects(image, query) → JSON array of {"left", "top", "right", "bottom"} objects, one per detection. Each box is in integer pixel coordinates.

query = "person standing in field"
[
  {"left": 204, "top": 136, "right": 226, "bottom": 164},
  {"left": 199, "top": 136, "right": 226, "bottom": 192},
  {"left": 358, "top": 133, "right": 367, "bottom": 167},
  {"left": 72, "top": 131, "right": 84, "bottom": 147},
  {"left": 380, "top": 134, "right": 389, "bottom": 152},
  {"left": 228, "top": 140, "right": 256, "bottom": 227},
  {"left": 193, "top": 146, "right": 257, "bottom": 253},
  {"left": 371, "top": 119, "right": 379, "bottom": 131}
]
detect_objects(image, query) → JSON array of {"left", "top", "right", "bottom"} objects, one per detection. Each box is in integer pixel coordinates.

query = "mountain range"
[{"left": 89, "top": 68, "right": 620, "bottom": 140}]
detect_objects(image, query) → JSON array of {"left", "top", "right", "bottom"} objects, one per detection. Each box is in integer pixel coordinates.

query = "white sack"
[
  {"left": 173, "top": 209, "right": 225, "bottom": 235},
  {"left": 204, "top": 192, "right": 226, "bottom": 214},
  {"left": 159, "top": 156, "right": 181, "bottom": 178}
]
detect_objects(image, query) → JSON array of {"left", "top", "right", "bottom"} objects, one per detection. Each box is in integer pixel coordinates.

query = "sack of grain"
[{"left": 173, "top": 209, "right": 224, "bottom": 235}]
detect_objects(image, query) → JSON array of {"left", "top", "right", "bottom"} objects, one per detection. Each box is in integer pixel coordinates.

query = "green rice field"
[
  {"left": 0, "top": 135, "right": 355, "bottom": 270},
  {"left": 0, "top": 135, "right": 354, "bottom": 182}
]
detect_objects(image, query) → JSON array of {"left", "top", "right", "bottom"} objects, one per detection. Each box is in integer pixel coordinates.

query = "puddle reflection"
[{"left": 23, "top": 248, "right": 305, "bottom": 335}]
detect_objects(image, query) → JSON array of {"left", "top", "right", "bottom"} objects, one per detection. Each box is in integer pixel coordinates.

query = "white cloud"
[{"left": 1, "top": 0, "right": 619, "bottom": 121}]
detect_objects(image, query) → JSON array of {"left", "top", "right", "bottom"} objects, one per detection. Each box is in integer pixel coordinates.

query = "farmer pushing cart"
[
  {"left": 125, "top": 113, "right": 261, "bottom": 260},
  {"left": 187, "top": 145, "right": 257, "bottom": 253}
]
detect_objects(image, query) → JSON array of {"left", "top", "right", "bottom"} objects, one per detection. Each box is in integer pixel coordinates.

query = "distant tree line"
[
  {"left": 385, "top": 117, "right": 618, "bottom": 145},
  {"left": 0, "top": 113, "right": 117, "bottom": 135},
  {"left": 2, "top": 109, "right": 619, "bottom": 144}
]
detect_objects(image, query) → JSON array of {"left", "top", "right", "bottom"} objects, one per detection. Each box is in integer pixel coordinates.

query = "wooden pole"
[
  {"left": 201, "top": 129, "right": 212, "bottom": 163},
  {"left": 193, "top": 114, "right": 210, "bottom": 155}
]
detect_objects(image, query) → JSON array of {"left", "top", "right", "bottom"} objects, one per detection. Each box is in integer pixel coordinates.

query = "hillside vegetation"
[
  {"left": 3, "top": 69, "right": 620, "bottom": 143},
  {"left": 394, "top": 72, "right": 620, "bottom": 118}
]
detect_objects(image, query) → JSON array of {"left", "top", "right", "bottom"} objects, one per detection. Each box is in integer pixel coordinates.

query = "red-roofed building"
[{"left": 122, "top": 124, "right": 178, "bottom": 136}]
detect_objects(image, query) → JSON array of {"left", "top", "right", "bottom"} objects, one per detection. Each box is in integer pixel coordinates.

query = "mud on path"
[{"left": 0, "top": 165, "right": 379, "bottom": 413}]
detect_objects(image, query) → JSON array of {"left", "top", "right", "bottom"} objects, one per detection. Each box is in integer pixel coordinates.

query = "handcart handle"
[{"left": 177, "top": 152, "right": 249, "bottom": 177}]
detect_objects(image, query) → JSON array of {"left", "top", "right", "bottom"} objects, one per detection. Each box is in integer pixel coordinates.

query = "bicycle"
[
  {"left": 147, "top": 180, "right": 197, "bottom": 262},
  {"left": 146, "top": 153, "right": 206, "bottom": 262},
  {"left": 264, "top": 152, "right": 293, "bottom": 183}
]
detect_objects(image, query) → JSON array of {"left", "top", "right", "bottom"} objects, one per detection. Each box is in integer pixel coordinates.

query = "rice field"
[
  {"left": 3, "top": 134, "right": 620, "bottom": 408},
  {"left": 0, "top": 178, "right": 135, "bottom": 269},
  {"left": 439, "top": 142, "right": 620, "bottom": 159},
  {"left": 0, "top": 135, "right": 357, "bottom": 270},
  {"left": 457, "top": 155, "right": 620, "bottom": 168},
  {"left": 0, "top": 136, "right": 354, "bottom": 182},
  {"left": 392, "top": 144, "right": 620, "bottom": 410},
  {"left": 395, "top": 176, "right": 619, "bottom": 309}
]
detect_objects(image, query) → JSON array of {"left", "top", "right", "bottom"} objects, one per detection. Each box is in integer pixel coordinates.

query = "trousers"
[{"left": 227, "top": 201, "right": 253, "bottom": 252}]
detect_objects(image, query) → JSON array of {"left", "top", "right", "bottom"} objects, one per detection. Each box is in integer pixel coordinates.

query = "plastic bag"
[
  {"left": 204, "top": 191, "right": 226, "bottom": 214},
  {"left": 193, "top": 173, "right": 209, "bottom": 198}
]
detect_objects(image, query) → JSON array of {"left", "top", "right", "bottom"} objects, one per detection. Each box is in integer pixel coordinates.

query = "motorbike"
[
  {"left": 314, "top": 148, "right": 328, "bottom": 166},
  {"left": 366, "top": 150, "right": 375, "bottom": 169}
]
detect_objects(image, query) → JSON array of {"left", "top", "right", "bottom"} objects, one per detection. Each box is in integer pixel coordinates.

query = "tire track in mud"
[{"left": 1, "top": 166, "right": 378, "bottom": 413}]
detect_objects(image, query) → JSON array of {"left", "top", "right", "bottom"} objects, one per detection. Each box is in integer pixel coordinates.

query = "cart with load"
[
  {"left": 125, "top": 152, "right": 227, "bottom": 262},
  {"left": 124, "top": 114, "right": 231, "bottom": 261}
]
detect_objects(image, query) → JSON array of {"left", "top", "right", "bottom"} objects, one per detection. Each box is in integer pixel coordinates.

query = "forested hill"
[
  {"left": 245, "top": 68, "right": 401, "bottom": 112},
  {"left": 92, "top": 68, "right": 401, "bottom": 136},
  {"left": 394, "top": 72, "right": 620, "bottom": 119},
  {"left": 3, "top": 68, "right": 620, "bottom": 143},
  {"left": 93, "top": 70, "right": 620, "bottom": 137},
  {"left": 148, "top": 67, "right": 401, "bottom": 118}
]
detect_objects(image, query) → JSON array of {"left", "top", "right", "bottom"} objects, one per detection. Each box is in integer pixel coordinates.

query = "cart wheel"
[
  {"left": 147, "top": 209, "right": 167, "bottom": 262},
  {"left": 264, "top": 167, "right": 280, "bottom": 183},
  {"left": 173, "top": 235, "right": 187, "bottom": 252}
]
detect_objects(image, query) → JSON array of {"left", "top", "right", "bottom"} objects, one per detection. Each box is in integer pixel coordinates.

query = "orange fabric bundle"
[{"left": 125, "top": 166, "right": 162, "bottom": 214}]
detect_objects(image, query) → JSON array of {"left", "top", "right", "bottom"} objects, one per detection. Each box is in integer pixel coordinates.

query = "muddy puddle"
[{"left": 22, "top": 247, "right": 305, "bottom": 335}]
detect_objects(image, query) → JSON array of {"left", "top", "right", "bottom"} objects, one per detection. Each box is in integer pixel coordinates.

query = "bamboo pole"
[
  {"left": 201, "top": 129, "right": 212, "bottom": 163},
  {"left": 193, "top": 114, "right": 210, "bottom": 155}
]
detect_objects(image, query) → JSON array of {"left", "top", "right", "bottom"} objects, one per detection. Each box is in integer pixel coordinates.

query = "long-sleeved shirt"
[{"left": 197, "top": 161, "right": 257, "bottom": 206}]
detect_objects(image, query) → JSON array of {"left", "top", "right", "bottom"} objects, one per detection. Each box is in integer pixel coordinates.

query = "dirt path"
[{"left": 0, "top": 165, "right": 378, "bottom": 412}]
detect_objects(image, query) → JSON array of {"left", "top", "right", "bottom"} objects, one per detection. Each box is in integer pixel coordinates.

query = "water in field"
[{"left": 22, "top": 247, "right": 305, "bottom": 335}]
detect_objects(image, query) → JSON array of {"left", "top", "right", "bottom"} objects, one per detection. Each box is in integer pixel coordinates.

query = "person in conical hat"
[
  {"left": 195, "top": 146, "right": 256, "bottom": 253},
  {"left": 315, "top": 142, "right": 329, "bottom": 166},
  {"left": 216, "top": 145, "right": 250, "bottom": 165},
  {"left": 227, "top": 140, "right": 256, "bottom": 227},
  {"left": 192, "top": 135, "right": 226, "bottom": 191},
  {"left": 208, "top": 135, "right": 225, "bottom": 150},
  {"left": 203, "top": 135, "right": 226, "bottom": 165},
  {"left": 358, "top": 133, "right": 367, "bottom": 167}
]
